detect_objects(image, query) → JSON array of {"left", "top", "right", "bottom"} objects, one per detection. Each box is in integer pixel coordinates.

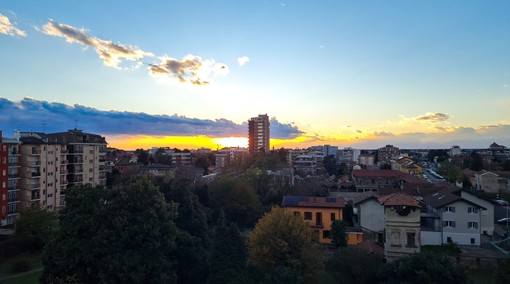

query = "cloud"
[
  {"left": 503, "top": 84, "right": 509, "bottom": 88},
  {"left": 414, "top": 112, "right": 449, "bottom": 123},
  {"left": 41, "top": 20, "right": 228, "bottom": 84},
  {"left": 0, "top": 97, "right": 301, "bottom": 139},
  {"left": 149, "top": 55, "right": 229, "bottom": 85},
  {"left": 42, "top": 20, "right": 152, "bottom": 68},
  {"left": 237, "top": 56, "right": 250, "bottom": 66},
  {"left": 0, "top": 13, "right": 26, "bottom": 37}
]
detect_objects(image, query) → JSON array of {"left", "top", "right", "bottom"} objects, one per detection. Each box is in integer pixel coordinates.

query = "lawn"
[{"left": 0, "top": 252, "right": 42, "bottom": 282}]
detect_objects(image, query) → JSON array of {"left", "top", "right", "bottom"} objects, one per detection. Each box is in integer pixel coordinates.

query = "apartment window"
[
  {"left": 471, "top": 238, "right": 475, "bottom": 244},
  {"left": 331, "top": 213, "right": 336, "bottom": 221},
  {"left": 2, "top": 170, "right": 5, "bottom": 176},
  {"left": 323, "top": 230, "right": 331, "bottom": 239},
  {"left": 447, "top": 237, "right": 452, "bottom": 243},
  {"left": 443, "top": 206, "right": 455, "bottom": 213},
  {"left": 468, "top": 222, "right": 478, "bottom": 229},
  {"left": 2, "top": 182, "right": 5, "bottom": 189},
  {"left": 304, "top": 212, "right": 312, "bottom": 220},
  {"left": 467, "top": 207, "right": 479, "bottom": 214},
  {"left": 2, "top": 145, "right": 6, "bottom": 151},
  {"left": 294, "top": 211, "right": 300, "bottom": 217},
  {"left": 443, "top": 221, "right": 456, "bottom": 228},
  {"left": 406, "top": 232, "right": 416, "bottom": 247},
  {"left": 2, "top": 157, "right": 5, "bottom": 164}
]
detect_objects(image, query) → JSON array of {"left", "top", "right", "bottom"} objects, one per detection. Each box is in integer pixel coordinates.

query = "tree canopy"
[
  {"left": 377, "top": 252, "right": 469, "bottom": 284},
  {"left": 247, "top": 207, "right": 323, "bottom": 281},
  {"left": 41, "top": 179, "right": 178, "bottom": 283}
]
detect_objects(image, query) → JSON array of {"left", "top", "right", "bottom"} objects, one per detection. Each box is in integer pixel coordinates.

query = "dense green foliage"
[
  {"left": 326, "top": 248, "right": 383, "bottom": 284},
  {"left": 331, "top": 220, "right": 348, "bottom": 248},
  {"left": 247, "top": 207, "right": 324, "bottom": 281},
  {"left": 209, "top": 214, "right": 248, "bottom": 284},
  {"left": 377, "top": 252, "right": 469, "bottom": 284},
  {"left": 15, "top": 209, "right": 58, "bottom": 252},
  {"left": 41, "top": 180, "right": 178, "bottom": 283}
]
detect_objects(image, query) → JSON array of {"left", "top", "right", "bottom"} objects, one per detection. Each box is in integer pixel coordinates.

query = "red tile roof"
[{"left": 378, "top": 193, "right": 421, "bottom": 208}]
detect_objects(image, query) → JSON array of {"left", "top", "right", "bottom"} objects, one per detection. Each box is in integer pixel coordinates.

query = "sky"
[{"left": 1, "top": 1, "right": 509, "bottom": 150}]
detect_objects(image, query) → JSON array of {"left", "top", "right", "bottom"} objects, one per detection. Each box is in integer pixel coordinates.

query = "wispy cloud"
[
  {"left": 41, "top": 20, "right": 228, "bottom": 85},
  {"left": 237, "top": 56, "right": 250, "bottom": 66},
  {"left": 0, "top": 97, "right": 301, "bottom": 139},
  {"left": 42, "top": 20, "right": 152, "bottom": 68},
  {"left": 0, "top": 13, "right": 26, "bottom": 37},
  {"left": 414, "top": 112, "right": 449, "bottom": 123}
]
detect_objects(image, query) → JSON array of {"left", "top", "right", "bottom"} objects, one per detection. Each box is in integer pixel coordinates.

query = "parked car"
[
  {"left": 493, "top": 199, "right": 509, "bottom": 206},
  {"left": 497, "top": 217, "right": 510, "bottom": 224}
]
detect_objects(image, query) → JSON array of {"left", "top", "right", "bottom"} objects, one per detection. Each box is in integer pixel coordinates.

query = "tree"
[
  {"left": 326, "top": 248, "right": 383, "bottom": 284},
  {"left": 343, "top": 204, "right": 354, "bottom": 227},
  {"left": 209, "top": 214, "right": 249, "bottom": 284},
  {"left": 135, "top": 148, "right": 150, "bottom": 165},
  {"left": 469, "top": 151, "right": 483, "bottom": 171},
  {"left": 331, "top": 220, "right": 348, "bottom": 248},
  {"left": 323, "top": 155, "right": 337, "bottom": 176},
  {"left": 41, "top": 179, "right": 177, "bottom": 283},
  {"left": 209, "top": 176, "right": 263, "bottom": 228},
  {"left": 15, "top": 209, "right": 58, "bottom": 252},
  {"left": 377, "top": 252, "right": 469, "bottom": 284},
  {"left": 247, "top": 207, "right": 323, "bottom": 280}
]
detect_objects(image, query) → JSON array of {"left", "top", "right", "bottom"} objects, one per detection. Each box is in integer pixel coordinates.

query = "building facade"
[
  {"left": 19, "top": 134, "right": 68, "bottom": 211},
  {"left": 248, "top": 114, "right": 270, "bottom": 155},
  {"left": 45, "top": 130, "right": 107, "bottom": 189},
  {"left": 380, "top": 193, "right": 421, "bottom": 262},
  {"left": 0, "top": 131, "right": 21, "bottom": 226},
  {"left": 282, "top": 196, "right": 362, "bottom": 245},
  {"left": 377, "top": 145, "right": 400, "bottom": 163}
]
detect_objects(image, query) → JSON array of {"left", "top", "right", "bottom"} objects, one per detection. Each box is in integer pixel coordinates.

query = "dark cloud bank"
[{"left": 0, "top": 97, "right": 302, "bottom": 139}]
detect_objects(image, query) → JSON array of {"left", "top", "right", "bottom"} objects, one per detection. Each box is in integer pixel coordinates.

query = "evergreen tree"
[{"left": 331, "top": 220, "right": 348, "bottom": 248}]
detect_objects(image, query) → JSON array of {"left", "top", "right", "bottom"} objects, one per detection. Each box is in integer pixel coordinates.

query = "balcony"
[
  {"left": 30, "top": 161, "right": 41, "bottom": 167},
  {"left": 8, "top": 174, "right": 19, "bottom": 179},
  {"left": 31, "top": 172, "right": 41, "bottom": 177},
  {"left": 30, "top": 149, "right": 41, "bottom": 155}
]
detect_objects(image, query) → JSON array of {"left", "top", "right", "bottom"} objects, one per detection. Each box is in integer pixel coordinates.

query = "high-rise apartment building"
[
  {"left": 19, "top": 133, "right": 68, "bottom": 211},
  {"left": 248, "top": 114, "right": 270, "bottom": 155},
  {"left": 0, "top": 130, "right": 21, "bottom": 226},
  {"left": 45, "top": 130, "right": 107, "bottom": 189}
]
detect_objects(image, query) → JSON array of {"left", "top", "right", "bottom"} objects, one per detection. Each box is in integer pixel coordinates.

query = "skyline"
[{"left": 1, "top": 1, "right": 509, "bottom": 150}]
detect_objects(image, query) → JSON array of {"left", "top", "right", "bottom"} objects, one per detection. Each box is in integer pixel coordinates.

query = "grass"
[
  {"left": 0, "top": 252, "right": 42, "bottom": 281},
  {"left": 0, "top": 270, "right": 42, "bottom": 284}
]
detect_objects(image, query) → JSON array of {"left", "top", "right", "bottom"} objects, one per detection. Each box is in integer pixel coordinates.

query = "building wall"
[
  {"left": 20, "top": 144, "right": 67, "bottom": 211},
  {"left": 359, "top": 198, "right": 385, "bottom": 232},
  {"left": 248, "top": 114, "right": 270, "bottom": 154},
  {"left": 384, "top": 206, "right": 421, "bottom": 262},
  {"left": 461, "top": 191, "right": 494, "bottom": 236},
  {"left": 284, "top": 206, "right": 343, "bottom": 244},
  {"left": 421, "top": 231, "right": 442, "bottom": 246},
  {"left": 440, "top": 200, "right": 482, "bottom": 246},
  {"left": 476, "top": 172, "right": 500, "bottom": 193},
  {"left": 1, "top": 137, "right": 21, "bottom": 226}
]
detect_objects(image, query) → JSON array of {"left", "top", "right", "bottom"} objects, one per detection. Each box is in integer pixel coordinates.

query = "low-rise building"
[
  {"left": 282, "top": 196, "right": 362, "bottom": 245},
  {"left": 380, "top": 193, "right": 421, "bottom": 262}
]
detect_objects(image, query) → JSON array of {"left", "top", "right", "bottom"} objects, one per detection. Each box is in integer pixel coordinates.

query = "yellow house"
[
  {"left": 395, "top": 157, "right": 422, "bottom": 176},
  {"left": 282, "top": 196, "right": 362, "bottom": 245}
]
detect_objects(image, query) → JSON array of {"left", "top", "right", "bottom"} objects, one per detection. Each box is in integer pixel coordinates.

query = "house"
[
  {"left": 282, "top": 196, "right": 362, "bottom": 245},
  {"left": 352, "top": 191, "right": 385, "bottom": 242},
  {"left": 421, "top": 191, "right": 485, "bottom": 246},
  {"left": 379, "top": 193, "right": 421, "bottom": 262},
  {"left": 394, "top": 156, "right": 422, "bottom": 176},
  {"left": 476, "top": 171, "right": 500, "bottom": 193}
]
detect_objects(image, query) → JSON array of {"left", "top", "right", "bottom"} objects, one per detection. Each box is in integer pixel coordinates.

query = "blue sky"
[{"left": 1, "top": 1, "right": 509, "bottom": 149}]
